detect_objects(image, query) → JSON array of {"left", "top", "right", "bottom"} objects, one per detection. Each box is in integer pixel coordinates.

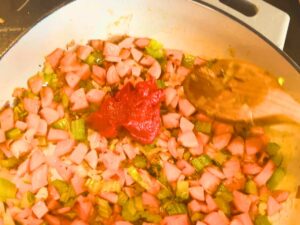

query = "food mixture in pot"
[{"left": 0, "top": 36, "right": 289, "bottom": 225}]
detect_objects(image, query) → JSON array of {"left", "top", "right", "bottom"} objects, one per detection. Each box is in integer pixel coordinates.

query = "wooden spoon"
[{"left": 183, "top": 59, "right": 300, "bottom": 123}]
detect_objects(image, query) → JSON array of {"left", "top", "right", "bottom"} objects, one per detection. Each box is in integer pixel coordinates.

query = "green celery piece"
[
  {"left": 183, "top": 151, "right": 191, "bottom": 161},
  {"left": 191, "top": 154, "right": 212, "bottom": 172},
  {"left": 156, "top": 79, "right": 166, "bottom": 89},
  {"left": 61, "top": 93, "right": 69, "bottom": 108},
  {"left": 145, "top": 39, "right": 165, "bottom": 60},
  {"left": 214, "top": 196, "right": 231, "bottom": 216},
  {"left": 216, "top": 184, "right": 233, "bottom": 202},
  {"left": 191, "top": 212, "right": 204, "bottom": 222},
  {"left": 97, "top": 198, "right": 112, "bottom": 219},
  {"left": 148, "top": 163, "right": 162, "bottom": 178},
  {"left": 101, "top": 180, "right": 121, "bottom": 193},
  {"left": 245, "top": 180, "right": 258, "bottom": 195},
  {"left": 140, "top": 211, "right": 162, "bottom": 223},
  {"left": 71, "top": 119, "right": 86, "bottom": 141},
  {"left": 266, "top": 142, "right": 280, "bottom": 156},
  {"left": 213, "top": 151, "right": 229, "bottom": 166},
  {"left": 85, "top": 178, "right": 102, "bottom": 194},
  {"left": 118, "top": 191, "right": 128, "bottom": 206},
  {"left": 38, "top": 136, "right": 48, "bottom": 147},
  {"left": 0, "top": 177, "right": 17, "bottom": 201},
  {"left": 163, "top": 201, "right": 187, "bottom": 215},
  {"left": 13, "top": 103, "right": 28, "bottom": 120},
  {"left": 271, "top": 153, "right": 283, "bottom": 167},
  {"left": 0, "top": 157, "right": 19, "bottom": 169},
  {"left": 254, "top": 215, "right": 272, "bottom": 225},
  {"left": 267, "top": 167, "right": 285, "bottom": 190},
  {"left": 194, "top": 121, "right": 212, "bottom": 134},
  {"left": 51, "top": 179, "right": 76, "bottom": 206},
  {"left": 121, "top": 198, "right": 140, "bottom": 222},
  {"left": 20, "top": 191, "right": 35, "bottom": 208},
  {"left": 85, "top": 51, "right": 104, "bottom": 66},
  {"left": 127, "top": 166, "right": 149, "bottom": 190},
  {"left": 133, "top": 155, "right": 148, "bottom": 169},
  {"left": 157, "top": 186, "right": 173, "bottom": 200},
  {"left": 52, "top": 118, "right": 70, "bottom": 130},
  {"left": 5, "top": 128, "right": 22, "bottom": 140},
  {"left": 182, "top": 54, "right": 196, "bottom": 68},
  {"left": 134, "top": 195, "right": 144, "bottom": 211},
  {"left": 176, "top": 181, "right": 189, "bottom": 200}
]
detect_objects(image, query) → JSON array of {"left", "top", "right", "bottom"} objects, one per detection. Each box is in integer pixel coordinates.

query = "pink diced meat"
[
  {"left": 46, "top": 48, "right": 64, "bottom": 69},
  {"left": 204, "top": 211, "right": 229, "bottom": 225},
  {"left": 162, "top": 113, "right": 180, "bottom": 129},
  {"left": 47, "top": 128, "right": 69, "bottom": 142},
  {"left": 85, "top": 149, "right": 98, "bottom": 169},
  {"left": 103, "top": 42, "right": 120, "bottom": 57},
  {"left": 199, "top": 171, "right": 221, "bottom": 194},
  {"left": 116, "top": 61, "right": 131, "bottom": 77},
  {"left": 161, "top": 214, "right": 190, "bottom": 225},
  {"left": 31, "top": 164, "right": 48, "bottom": 192},
  {"left": 28, "top": 76, "right": 43, "bottom": 94},
  {"left": 180, "top": 117, "right": 194, "bottom": 132},
  {"left": 163, "top": 161, "right": 181, "bottom": 182},
  {"left": 131, "top": 48, "right": 143, "bottom": 62},
  {"left": 69, "top": 143, "right": 88, "bottom": 164},
  {"left": 54, "top": 139, "right": 76, "bottom": 157},
  {"left": 227, "top": 136, "right": 244, "bottom": 156},
  {"left": 178, "top": 99, "right": 196, "bottom": 117},
  {"left": 189, "top": 186, "right": 205, "bottom": 201},
  {"left": 15, "top": 120, "right": 27, "bottom": 131},
  {"left": 0, "top": 129, "right": 5, "bottom": 143},
  {"left": 36, "top": 119, "right": 48, "bottom": 136},
  {"left": 148, "top": 61, "right": 161, "bottom": 79},
  {"left": 77, "top": 45, "right": 93, "bottom": 60},
  {"left": 245, "top": 136, "right": 264, "bottom": 155},
  {"left": 106, "top": 65, "right": 120, "bottom": 85},
  {"left": 212, "top": 133, "right": 232, "bottom": 150},
  {"left": 30, "top": 150, "right": 46, "bottom": 171},
  {"left": 242, "top": 163, "right": 262, "bottom": 175},
  {"left": 267, "top": 196, "right": 282, "bottom": 216},
  {"left": 0, "top": 108, "right": 14, "bottom": 131},
  {"left": 223, "top": 158, "right": 241, "bottom": 179},
  {"left": 178, "top": 131, "right": 199, "bottom": 148},
  {"left": 164, "top": 87, "right": 177, "bottom": 106},
  {"left": 86, "top": 89, "right": 105, "bottom": 104},
  {"left": 32, "top": 201, "right": 48, "bottom": 219},
  {"left": 65, "top": 72, "right": 81, "bottom": 88},
  {"left": 118, "top": 37, "right": 135, "bottom": 49},
  {"left": 70, "top": 88, "right": 89, "bottom": 111},
  {"left": 142, "top": 192, "right": 160, "bottom": 208},
  {"left": 134, "top": 38, "right": 150, "bottom": 49},
  {"left": 71, "top": 174, "right": 85, "bottom": 195},
  {"left": 233, "top": 191, "right": 251, "bottom": 213},
  {"left": 254, "top": 160, "right": 275, "bottom": 186},
  {"left": 41, "top": 87, "right": 54, "bottom": 108},
  {"left": 40, "top": 107, "right": 60, "bottom": 124}
]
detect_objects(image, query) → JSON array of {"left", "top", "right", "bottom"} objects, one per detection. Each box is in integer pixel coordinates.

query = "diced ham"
[
  {"left": 55, "top": 161, "right": 73, "bottom": 181},
  {"left": 0, "top": 129, "right": 5, "bottom": 143},
  {"left": 242, "top": 163, "right": 262, "bottom": 175},
  {"left": 223, "top": 158, "right": 241, "bottom": 179},
  {"left": 180, "top": 117, "right": 194, "bottom": 132},
  {"left": 26, "top": 113, "right": 40, "bottom": 131},
  {"left": 47, "top": 128, "right": 69, "bottom": 142},
  {"left": 177, "top": 160, "right": 195, "bottom": 176},
  {"left": 11, "top": 139, "right": 30, "bottom": 158},
  {"left": 230, "top": 219, "right": 243, "bottom": 225},
  {"left": 131, "top": 48, "right": 143, "bottom": 62},
  {"left": 32, "top": 201, "right": 48, "bottom": 219},
  {"left": 234, "top": 213, "right": 253, "bottom": 225},
  {"left": 77, "top": 45, "right": 93, "bottom": 60},
  {"left": 85, "top": 150, "right": 98, "bottom": 169},
  {"left": 105, "top": 56, "right": 121, "bottom": 63},
  {"left": 147, "top": 61, "right": 161, "bottom": 79},
  {"left": 69, "top": 143, "right": 88, "bottom": 164},
  {"left": 206, "top": 194, "right": 218, "bottom": 212},
  {"left": 41, "top": 87, "right": 54, "bottom": 108},
  {"left": 272, "top": 190, "right": 289, "bottom": 203},
  {"left": 104, "top": 42, "right": 121, "bottom": 57},
  {"left": 99, "top": 192, "right": 118, "bottom": 204},
  {"left": 70, "top": 88, "right": 89, "bottom": 111},
  {"left": 15, "top": 120, "right": 27, "bottom": 131},
  {"left": 168, "top": 137, "right": 178, "bottom": 158},
  {"left": 196, "top": 222, "right": 207, "bottom": 225},
  {"left": 28, "top": 76, "right": 43, "bottom": 94},
  {"left": 267, "top": 196, "right": 282, "bottom": 216},
  {"left": 90, "top": 39, "right": 104, "bottom": 51},
  {"left": 132, "top": 65, "right": 142, "bottom": 77},
  {"left": 116, "top": 61, "right": 131, "bottom": 78},
  {"left": 178, "top": 99, "right": 196, "bottom": 117},
  {"left": 189, "top": 136, "right": 204, "bottom": 156},
  {"left": 106, "top": 65, "right": 120, "bottom": 85},
  {"left": 161, "top": 214, "right": 190, "bottom": 225},
  {"left": 233, "top": 191, "right": 251, "bottom": 213},
  {"left": 92, "top": 65, "right": 106, "bottom": 85},
  {"left": 227, "top": 136, "right": 244, "bottom": 156},
  {"left": 189, "top": 186, "right": 205, "bottom": 201},
  {"left": 30, "top": 150, "right": 46, "bottom": 171},
  {"left": 134, "top": 38, "right": 150, "bottom": 49},
  {"left": 71, "top": 174, "right": 85, "bottom": 195},
  {"left": 163, "top": 161, "right": 181, "bottom": 182},
  {"left": 0, "top": 108, "right": 14, "bottom": 131},
  {"left": 170, "top": 95, "right": 179, "bottom": 108},
  {"left": 71, "top": 219, "right": 89, "bottom": 225},
  {"left": 206, "top": 166, "right": 225, "bottom": 179},
  {"left": 40, "top": 107, "right": 60, "bottom": 124},
  {"left": 212, "top": 133, "right": 232, "bottom": 150},
  {"left": 178, "top": 131, "right": 199, "bottom": 148},
  {"left": 115, "top": 221, "right": 134, "bottom": 225},
  {"left": 162, "top": 113, "right": 180, "bottom": 129},
  {"left": 165, "top": 87, "right": 177, "bottom": 106},
  {"left": 213, "top": 122, "right": 234, "bottom": 135},
  {"left": 60, "top": 51, "right": 77, "bottom": 68},
  {"left": 88, "top": 132, "right": 108, "bottom": 152},
  {"left": 118, "top": 37, "right": 135, "bottom": 49},
  {"left": 120, "top": 48, "right": 131, "bottom": 60},
  {"left": 76, "top": 64, "right": 91, "bottom": 80},
  {"left": 54, "top": 139, "right": 75, "bottom": 157},
  {"left": 199, "top": 171, "right": 221, "bottom": 194},
  {"left": 177, "top": 66, "right": 190, "bottom": 77},
  {"left": 123, "top": 143, "right": 139, "bottom": 160},
  {"left": 24, "top": 98, "right": 40, "bottom": 114},
  {"left": 245, "top": 136, "right": 264, "bottom": 155},
  {"left": 75, "top": 195, "right": 94, "bottom": 222},
  {"left": 31, "top": 164, "right": 48, "bottom": 192},
  {"left": 166, "top": 49, "right": 183, "bottom": 65},
  {"left": 254, "top": 160, "right": 275, "bottom": 186},
  {"left": 46, "top": 48, "right": 64, "bottom": 69},
  {"left": 140, "top": 55, "right": 155, "bottom": 67},
  {"left": 188, "top": 200, "right": 208, "bottom": 213},
  {"left": 142, "top": 192, "right": 160, "bottom": 208},
  {"left": 17, "top": 158, "right": 29, "bottom": 176},
  {"left": 65, "top": 72, "right": 81, "bottom": 88},
  {"left": 204, "top": 211, "right": 229, "bottom": 225},
  {"left": 36, "top": 119, "right": 48, "bottom": 136}
]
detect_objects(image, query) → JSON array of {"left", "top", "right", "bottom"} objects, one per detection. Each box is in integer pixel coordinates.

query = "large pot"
[{"left": 0, "top": 0, "right": 299, "bottom": 223}]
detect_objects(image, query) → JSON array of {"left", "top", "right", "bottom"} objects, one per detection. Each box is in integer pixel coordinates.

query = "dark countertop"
[{"left": 0, "top": 0, "right": 299, "bottom": 65}]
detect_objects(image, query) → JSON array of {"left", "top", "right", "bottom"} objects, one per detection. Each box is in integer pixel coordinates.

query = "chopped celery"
[
  {"left": 79, "top": 80, "right": 94, "bottom": 92},
  {"left": 51, "top": 179, "right": 76, "bottom": 206},
  {"left": 182, "top": 54, "right": 196, "bottom": 68},
  {"left": 101, "top": 180, "right": 121, "bottom": 193},
  {"left": 52, "top": 118, "right": 70, "bottom": 130},
  {"left": 176, "top": 181, "right": 189, "bottom": 200},
  {"left": 0, "top": 177, "right": 17, "bottom": 201},
  {"left": 38, "top": 137, "right": 48, "bottom": 147},
  {"left": 85, "top": 178, "right": 102, "bottom": 194},
  {"left": 271, "top": 153, "right": 283, "bottom": 167},
  {"left": 148, "top": 163, "right": 162, "bottom": 177},
  {"left": 245, "top": 180, "right": 258, "bottom": 195},
  {"left": 132, "top": 155, "right": 148, "bottom": 169},
  {"left": 61, "top": 93, "right": 69, "bottom": 108},
  {"left": 134, "top": 196, "right": 144, "bottom": 211},
  {"left": 122, "top": 198, "right": 140, "bottom": 222},
  {"left": 71, "top": 119, "right": 86, "bottom": 141},
  {"left": 43, "top": 73, "right": 61, "bottom": 89},
  {"left": 5, "top": 128, "right": 22, "bottom": 140},
  {"left": 213, "top": 150, "right": 229, "bottom": 166},
  {"left": 266, "top": 142, "right": 280, "bottom": 156},
  {"left": 216, "top": 184, "right": 233, "bottom": 202},
  {"left": 20, "top": 191, "right": 35, "bottom": 208},
  {"left": 85, "top": 51, "right": 104, "bottom": 66},
  {"left": 43, "top": 63, "right": 54, "bottom": 74},
  {"left": 97, "top": 198, "right": 112, "bottom": 219},
  {"left": 183, "top": 151, "right": 191, "bottom": 161},
  {"left": 140, "top": 211, "right": 162, "bottom": 223},
  {"left": 194, "top": 121, "right": 212, "bottom": 134},
  {"left": 0, "top": 157, "right": 19, "bottom": 169},
  {"left": 64, "top": 211, "right": 77, "bottom": 220},
  {"left": 118, "top": 191, "right": 128, "bottom": 206},
  {"left": 145, "top": 39, "right": 165, "bottom": 60},
  {"left": 191, "top": 154, "right": 212, "bottom": 172},
  {"left": 53, "top": 92, "right": 61, "bottom": 102},
  {"left": 13, "top": 103, "right": 28, "bottom": 120},
  {"left": 255, "top": 215, "right": 271, "bottom": 225},
  {"left": 258, "top": 202, "right": 267, "bottom": 215},
  {"left": 191, "top": 212, "right": 204, "bottom": 222},
  {"left": 127, "top": 166, "right": 149, "bottom": 190},
  {"left": 157, "top": 186, "right": 173, "bottom": 200},
  {"left": 156, "top": 79, "right": 166, "bottom": 89},
  {"left": 214, "top": 197, "right": 231, "bottom": 216},
  {"left": 267, "top": 167, "right": 285, "bottom": 190},
  {"left": 163, "top": 201, "right": 187, "bottom": 215}
]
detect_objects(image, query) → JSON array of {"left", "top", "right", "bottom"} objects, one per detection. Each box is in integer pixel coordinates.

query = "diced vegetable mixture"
[{"left": 0, "top": 36, "right": 289, "bottom": 225}]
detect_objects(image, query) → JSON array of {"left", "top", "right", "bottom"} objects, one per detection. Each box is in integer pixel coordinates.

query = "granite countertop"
[{"left": 0, "top": 0, "right": 299, "bottom": 64}]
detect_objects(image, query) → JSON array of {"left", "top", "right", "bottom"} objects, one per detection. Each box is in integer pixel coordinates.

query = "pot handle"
[{"left": 194, "top": 0, "right": 290, "bottom": 50}]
